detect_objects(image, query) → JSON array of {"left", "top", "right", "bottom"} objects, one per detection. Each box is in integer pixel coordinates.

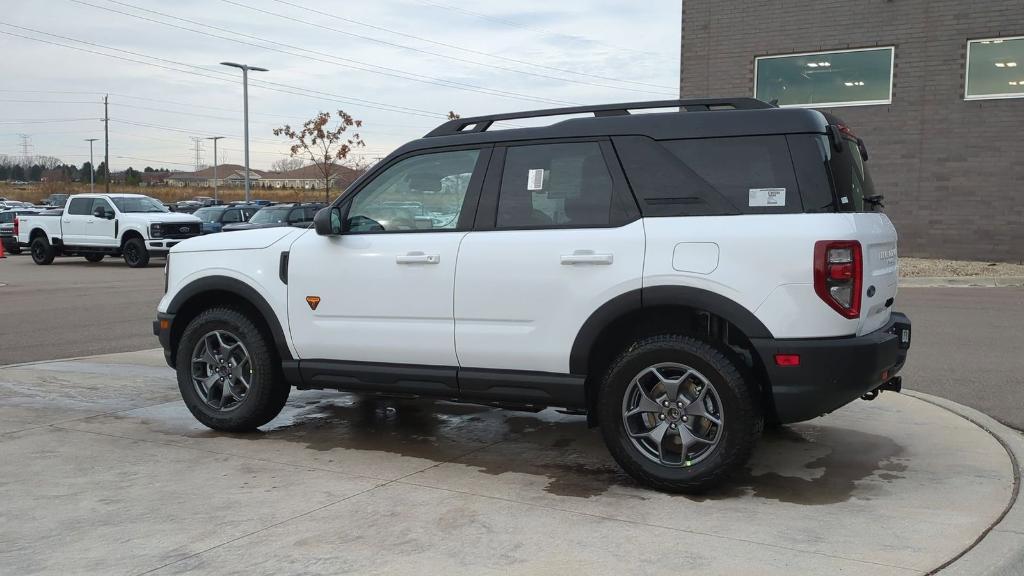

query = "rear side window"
[
  {"left": 662, "top": 136, "right": 801, "bottom": 214},
  {"left": 67, "top": 198, "right": 91, "bottom": 215},
  {"left": 497, "top": 142, "right": 613, "bottom": 228},
  {"left": 222, "top": 209, "right": 241, "bottom": 223},
  {"left": 820, "top": 135, "right": 879, "bottom": 212}
]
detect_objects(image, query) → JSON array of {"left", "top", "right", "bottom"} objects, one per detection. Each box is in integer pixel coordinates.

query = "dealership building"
[{"left": 680, "top": 0, "right": 1023, "bottom": 262}]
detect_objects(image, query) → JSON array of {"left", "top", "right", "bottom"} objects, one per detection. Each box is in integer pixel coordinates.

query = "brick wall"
[{"left": 680, "top": 0, "right": 1024, "bottom": 262}]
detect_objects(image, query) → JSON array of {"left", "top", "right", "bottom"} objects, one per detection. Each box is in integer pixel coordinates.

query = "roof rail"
[{"left": 424, "top": 98, "right": 774, "bottom": 137}]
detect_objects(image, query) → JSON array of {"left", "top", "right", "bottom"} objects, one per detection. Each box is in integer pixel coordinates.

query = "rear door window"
[
  {"left": 662, "top": 136, "right": 801, "bottom": 214},
  {"left": 820, "top": 135, "right": 879, "bottom": 212},
  {"left": 67, "top": 198, "right": 91, "bottom": 216},
  {"left": 496, "top": 141, "right": 613, "bottom": 228},
  {"left": 222, "top": 209, "right": 242, "bottom": 223}
]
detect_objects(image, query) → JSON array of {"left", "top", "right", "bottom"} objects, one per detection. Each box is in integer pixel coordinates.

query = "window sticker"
[
  {"left": 748, "top": 187, "right": 786, "bottom": 207},
  {"left": 527, "top": 168, "right": 545, "bottom": 191}
]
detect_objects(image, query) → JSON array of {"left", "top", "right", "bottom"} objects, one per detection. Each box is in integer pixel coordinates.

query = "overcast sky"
[{"left": 1, "top": 0, "right": 680, "bottom": 171}]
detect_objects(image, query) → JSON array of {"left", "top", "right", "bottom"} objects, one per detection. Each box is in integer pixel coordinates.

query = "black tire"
[
  {"left": 175, "top": 306, "right": 289, "bottom": 432},
  {"left": 597, "top": 334, "right": 761, "bottom": 493},
  {"left": 84, "top": 254, "right": 104, "bottom": 263},
  {"left": 122, "top": 237, "right": 149, "bottom": 268},
  {"left": 30, "top": 236, "right": 55, "bottom": 265}
]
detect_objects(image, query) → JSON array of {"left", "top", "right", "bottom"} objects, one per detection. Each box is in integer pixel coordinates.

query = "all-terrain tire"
[
  {"left": 122, "top": 237, "right": 149, "bottom": 268},
  {"left": 30, "top": 236, "right": 55, "bottom": 265},
  {"left": 597, "top": 334, "right": 762, "bottom": 493},
  {"left": 175, "top": 306, "right": 290, "bottom": 432}
]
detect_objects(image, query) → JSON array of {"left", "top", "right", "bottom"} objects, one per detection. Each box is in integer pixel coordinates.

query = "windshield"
[
  {"left": 111, "top": 196, "right": 167, "bottom": 213},
  {"left": 249, "top": 207, "right": 291, "bottom": 224},
  {"left": 193, "top": 207, "right": 222, "bottom": 223}
]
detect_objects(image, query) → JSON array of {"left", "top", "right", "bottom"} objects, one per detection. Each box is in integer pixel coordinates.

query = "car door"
[
  {"left": 286, "top": 146, "right": 490, "bottom": 388},
  {"left": 62, "top": 197, "right": 92, "bottom": 244},
  {"left": 83, "top": 197, "right": 117, "bottom": 246},
  {"left": 220, "top": 208, "right": 242, "bottom": 232},
  {"left": 454, "top": 140, "right": 645, "bottom": 375}
]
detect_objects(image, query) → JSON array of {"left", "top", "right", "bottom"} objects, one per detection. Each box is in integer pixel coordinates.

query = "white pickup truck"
[{"left": 16, "top": 193, "right": 202, "bottom": 267}]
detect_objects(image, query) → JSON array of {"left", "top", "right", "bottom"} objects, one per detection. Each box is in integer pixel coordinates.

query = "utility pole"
[
  {"left": 206, "top": 136, "right": 224, "bottom": 202},
  {"left": 103, "top": 94, "right": 110, "bottom": 194},
  {"left": 221, "top": 62, "right": 268, "bottom": 203},
  {"left": 84, "top": 139, "right": 98, "bottom": 193}
]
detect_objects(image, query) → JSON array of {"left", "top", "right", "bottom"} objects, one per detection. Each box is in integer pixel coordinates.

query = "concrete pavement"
[{"left": 0, "top": 349, "right": 1017, "bottom": 575}]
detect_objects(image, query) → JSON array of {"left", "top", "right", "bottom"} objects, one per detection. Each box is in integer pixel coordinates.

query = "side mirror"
[
  {"left": 313, "top": 206, "right": 343, "bottom": 236},
  {"left": 92, "top": 206, "right": 105, "bottom": 218}
]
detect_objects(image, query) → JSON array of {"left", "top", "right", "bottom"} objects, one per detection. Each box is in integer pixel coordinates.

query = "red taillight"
[
  {"left": 13, "top": 217, "right": 19, "bottom": 236},
  {"left": 814, "top": 240, "right": 862, "bottom": 319},
  {"left": 774, "top": 354, "right": 801, "bottom": 367}
]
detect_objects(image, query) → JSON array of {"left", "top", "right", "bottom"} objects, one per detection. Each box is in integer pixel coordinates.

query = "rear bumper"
[{"left": 753, "top": 312, "right": 911, "bottom": 423}]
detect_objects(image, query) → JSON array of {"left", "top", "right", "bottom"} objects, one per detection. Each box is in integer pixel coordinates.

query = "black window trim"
[
  {"left": 474, "top": 136, "right": 640, "bottom": 232},
  {"left": 336, "top": 143, "right": 494, "bottom": 236}
]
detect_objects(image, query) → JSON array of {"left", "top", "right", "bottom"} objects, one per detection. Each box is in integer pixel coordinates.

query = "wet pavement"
[{"left": 0, "top": 350, "right": 1015, "bottom": 575}]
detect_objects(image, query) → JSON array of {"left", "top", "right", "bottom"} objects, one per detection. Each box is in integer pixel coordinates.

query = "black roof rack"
[{"left": 424, "top": 98, "right": 774, "bottom": 138}]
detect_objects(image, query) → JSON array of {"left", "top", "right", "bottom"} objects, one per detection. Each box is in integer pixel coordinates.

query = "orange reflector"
[
  {"left": 305, "top": 296, "right": 321, "bottom": 311},
  {"left": 159, "top": 319, "right": 170, "bottom": 330},
  {"left": 774, "top": 354, "right": 801, "bottom": 367}
]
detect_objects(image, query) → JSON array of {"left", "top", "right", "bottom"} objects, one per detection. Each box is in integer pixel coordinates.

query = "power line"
[
  {"left": 68, "top": 0, "right": 579, "bottom": 106},
  {"left": 0, "top": 24, "right": 447, "bottom": 119},
  {"left": 217, "top": 0, "right": 674, "bottom": 95},
  {"left": 0, "top": 118, "right": 98, "bottom": 124}
]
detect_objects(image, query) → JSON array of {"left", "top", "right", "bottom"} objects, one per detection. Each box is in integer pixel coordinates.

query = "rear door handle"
[
  {"left": 561, "top": 251, "right": 614, "bottom": 265},
  {"left": 396, "top": 252, "right": 440, "bottom": 264}
]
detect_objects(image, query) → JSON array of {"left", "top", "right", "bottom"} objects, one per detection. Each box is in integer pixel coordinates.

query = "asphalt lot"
[{"left": 0, "top": 252, "right": 1022, "bottom": 429}]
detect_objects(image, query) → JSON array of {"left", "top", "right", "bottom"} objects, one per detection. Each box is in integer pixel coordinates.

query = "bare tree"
[
  {"left": 270, "top": 157, "right": 306, "bottom": 173},
  {"left": 273, "top": 110, "right": 365, "bottom": 202},
  {"left": 447, "top": 111, "right": 461, "bottom": 120}
]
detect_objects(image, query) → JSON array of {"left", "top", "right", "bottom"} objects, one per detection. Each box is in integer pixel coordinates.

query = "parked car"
[
  {"left": 0, "top": 200, "right": 34, "bottom": 209},
  {"left": 40, "top": 193, "right": 69, "bottom": 208},
  {"left": 154, "top": 98, "right": 911, "bottom": 493},
  {"left": 17, "top": 193, "right": 202, "bottom": 267},
  {"left": 192, "top": 196, "right": 221, "bottom": 207},
  {"left": 174, "top": 200, "right": 203, "bottom": 214},
  {"left": 221, "top": 203, "right": 322, "bottom": 231},
  {"left": 193, "top": 204, "right": 261, "bottom": 234},
  {"left": 1, "top": 207, "right": 41, "bottom": 254}
]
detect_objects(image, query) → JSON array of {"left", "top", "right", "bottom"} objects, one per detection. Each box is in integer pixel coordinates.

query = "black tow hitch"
[{"left": 861, "top": 376, "right": 903, "bottom": 401}]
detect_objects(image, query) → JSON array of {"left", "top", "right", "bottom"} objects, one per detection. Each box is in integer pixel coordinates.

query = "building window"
[
  {"left": 966, "top": 36, "right": 1024, "bottom": 100},
  {"left": 754, "top": 47, "right": 894, "bottom": 107}
]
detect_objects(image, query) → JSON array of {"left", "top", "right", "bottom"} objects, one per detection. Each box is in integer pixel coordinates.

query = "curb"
[
  {"left": 904, "top": 390, "right": 1024, "bottom": 575},
  {"left": 900, "top": 276, "right": 1024, "bottom": 288}
]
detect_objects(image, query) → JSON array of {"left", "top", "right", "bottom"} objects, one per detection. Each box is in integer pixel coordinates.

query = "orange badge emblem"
[{"left": 305, "top": 296, "right": 321, "bottom": 311}]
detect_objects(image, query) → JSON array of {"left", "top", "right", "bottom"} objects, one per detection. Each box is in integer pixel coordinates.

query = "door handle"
[
  {"left": 561, "top": 251, "right": 614, "bottom": 265},
  {"left": 396, "top": 252, "right": 440, "bottom": 264}
]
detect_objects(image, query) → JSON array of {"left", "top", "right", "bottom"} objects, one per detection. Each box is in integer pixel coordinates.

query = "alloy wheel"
[{"left": 190, "top": 330, "right": 253, "bottom": 412}]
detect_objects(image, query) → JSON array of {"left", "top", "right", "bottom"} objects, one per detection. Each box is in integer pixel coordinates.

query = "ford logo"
[{"left": 179, "top": 226, "right": 191, "bottom": 233}]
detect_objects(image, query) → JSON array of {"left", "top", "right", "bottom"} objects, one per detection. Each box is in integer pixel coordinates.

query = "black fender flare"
[
  {"left": 167, "top": 275, "right": 294, "bottom": 362},
  {"left": 569, "top": 286, "right": 773, "bottom": 374}
]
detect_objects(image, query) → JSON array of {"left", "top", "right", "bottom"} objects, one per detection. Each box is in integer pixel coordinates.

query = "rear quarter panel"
[{"left": 643, "top": 214, "right": 863, "bottom": 339}]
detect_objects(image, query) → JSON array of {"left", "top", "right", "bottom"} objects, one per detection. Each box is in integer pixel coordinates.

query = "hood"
[
  {"left": 134, "top": 212, "right": 202, "bottom": 224},
  {"left": 170, "top": 226, "right": 302, "bottom": 253},
  {"left": 222, "top": 221, "right": 283, "bottom": 231}
]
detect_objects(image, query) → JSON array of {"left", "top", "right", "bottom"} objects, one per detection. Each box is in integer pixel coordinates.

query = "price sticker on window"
[
  {"left": 527, "top": 169, "right": 545, "bottom": 191},
  {"left": 748, "top": 187, "right": 786, "bottom": 207}
]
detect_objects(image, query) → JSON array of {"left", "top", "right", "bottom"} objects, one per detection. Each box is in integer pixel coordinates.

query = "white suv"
[{"left": 155, "top": 99, "right": 912, "bottom": 492}]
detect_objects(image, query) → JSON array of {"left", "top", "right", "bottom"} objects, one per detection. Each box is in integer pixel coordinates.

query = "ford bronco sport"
[{"left": 155, "top": 98, "right": 912, "bottom": 493}]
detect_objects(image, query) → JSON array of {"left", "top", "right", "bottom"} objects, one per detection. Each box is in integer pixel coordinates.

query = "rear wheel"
[
  {"left": 598, "top": 334, "right": 761, "bottom": 493},
  {"left": 122, "top": 237, "right": 149, "bottom": 268},
  {"left": 84, "top": 254, "right": 104, "bottom": 263},
  {"left": 175, "top": 306, "right": 289, "bottom": 431},
  {"left": 30, "top": 236, "right": 55, "bottom": 265}
]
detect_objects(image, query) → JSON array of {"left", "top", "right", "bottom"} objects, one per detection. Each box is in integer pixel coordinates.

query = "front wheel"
[
  {"left": 30, "top": 237, "right": 55, "bottom": 265},
  {"left": 122, "top": 237, "right": 149, "bottom": 268},
  {"left": 598, "top": 334, "right": 761, "bottom": 493},
  {"left": 84, "top": 254, "right": 104, "bottom": 263},
  {"left": 175, "top": 306, "right": 290, "bottom": 431}
]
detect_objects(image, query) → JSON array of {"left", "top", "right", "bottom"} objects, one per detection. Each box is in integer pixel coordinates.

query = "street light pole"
[
  {"left": 220, "top": 62, "right": 268, "bottom": 203},
  {"left": 206, "top": 136, "right": 224, "bottom": 202},
  {"left": 84, "top": 138, "right": 98, "bottom": 193}
]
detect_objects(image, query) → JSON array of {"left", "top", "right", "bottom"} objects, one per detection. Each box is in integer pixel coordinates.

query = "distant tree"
[
  {"left": 125, "top": 167, "right": 141, "bottom": 186},
  {"left": 28, "top": 164, "right": 43, "bottom": 181},
  {"left": 79, "top": 162, "right": 93, "bottom": 182},
  {"left": 447, "top": 111, "right": 461, "bottom": 120},
  {"left": 95, "top": 161, "right": 108, "bottom": 183},
  {"left": 11, "top": 165, "right": 25, "bottom": 181},
  {"left": 273, "top": 110, "right": 365, "bottom": 202},
  {"left": 270, "top": 157, "right": 306, "bottom": 173},
  {"left": 144, "top": 166, "right": 153, "bottom": 172},
  {"left": 0, "top": 165, "right": 8, "bottom": 180}
]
